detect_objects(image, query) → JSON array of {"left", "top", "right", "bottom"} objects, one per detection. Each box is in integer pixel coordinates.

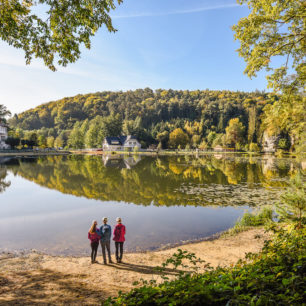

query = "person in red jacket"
[
  {"left": 88, "top": 220, "right": 100, "bottom": 264},
  {"left": 113, "top": 217, "right": 126, "bottom": 263}
]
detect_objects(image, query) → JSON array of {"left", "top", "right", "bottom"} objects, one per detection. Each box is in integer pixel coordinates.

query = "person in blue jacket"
[{"left": 99, "top": 217, "right": 113, "bottom": 264}]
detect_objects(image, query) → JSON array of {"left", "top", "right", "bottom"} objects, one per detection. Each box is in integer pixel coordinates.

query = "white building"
[
  {"left": 102, "top": 155, "right": 141, "bottom": 169},
  {"left": 102, "top": 135, "right": 141, "bottom": 151},
  {"left": 0, "top": 123, "right": 9, "bottom": 149}
]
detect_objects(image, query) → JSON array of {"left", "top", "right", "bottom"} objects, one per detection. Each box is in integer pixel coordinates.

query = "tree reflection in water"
[
  {"left": 3, "top": 154, "right": 302, "bottom": 207},
  {"left": 0, "top": 157, "right": 12, "bottom": 193}
]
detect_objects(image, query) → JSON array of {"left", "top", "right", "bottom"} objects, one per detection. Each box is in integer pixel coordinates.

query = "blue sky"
[{"left": 0, "top": 0, "right": 269, "bottom": 114}]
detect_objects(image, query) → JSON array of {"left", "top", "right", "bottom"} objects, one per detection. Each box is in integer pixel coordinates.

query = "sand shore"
[{"left": 0, "top": 228, "right": 270, "bottom": 305}]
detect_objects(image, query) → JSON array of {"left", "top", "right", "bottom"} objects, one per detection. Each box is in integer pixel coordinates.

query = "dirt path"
[{"left": 0, "top": 228, "right": 269, "bottom": 305}]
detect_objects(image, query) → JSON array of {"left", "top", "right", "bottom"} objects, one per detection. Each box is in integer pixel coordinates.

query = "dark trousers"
[
  {"left": 115, "top": 242, "right": 124, "bottom": 261},
  {"left": 90, "top": 241, "right": 99, "bottom": 262},
  {"left": 100, "top": 241, "right": 111, "bottom": 262}
]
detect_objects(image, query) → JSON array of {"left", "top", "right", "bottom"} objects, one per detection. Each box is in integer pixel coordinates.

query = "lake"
[{"left": 0, "top": 154, "right": 302, "bottom": 255}]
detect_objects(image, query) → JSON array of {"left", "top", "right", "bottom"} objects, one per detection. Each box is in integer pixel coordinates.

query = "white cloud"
[{"left": 112, "top": 3, "right": 241, "bottom": 19}]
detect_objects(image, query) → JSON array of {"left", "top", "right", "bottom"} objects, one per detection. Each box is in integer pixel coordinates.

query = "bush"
[
  {"left": 198, "top": 140, "right": 208, "bottom": 150},
  {"left": 5, "top": 137, "right": 20, "bottom": 149},
  {"left": 249, "top": 142, "right": 260, "bottom": 152},
  {"left": 235, "top": 142, "right": 243, "bottom": 151},
  {"left": 105, "top": 178, "right": 306, "bottom": 306},
  {"left": 278, "top": 138, "right": 290, "bottom": 150},
  {"left": 238, "top": 207, "right": 273, "bottom": 226},
  {"left": 224, "top": 207, "right": 274, "bottom": 236},
  {"left": 105, "top": 226, "right": 306, "bottom": 305}
]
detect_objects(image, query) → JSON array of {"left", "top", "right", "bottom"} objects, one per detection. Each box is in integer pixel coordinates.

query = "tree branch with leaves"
[
  {"left": 232, "top": 0, "right": 305, "bottom": 94},
  {"left": 0, "top": 0, "right": 122, "bottom": 71}
]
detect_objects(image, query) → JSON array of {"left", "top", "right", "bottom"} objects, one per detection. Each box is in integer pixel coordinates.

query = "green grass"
[{"left": 222, "top": 207, "right": 274, "bottom": 236}]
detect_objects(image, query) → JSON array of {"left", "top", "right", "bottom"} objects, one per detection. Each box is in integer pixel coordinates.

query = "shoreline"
[
  {"left": 1, "top": 150, "right": 304, "bottom": 158},
  {"left": 0, "top": 151, "right": 71, "bottom": 157},
  {"left": 0, "top": 230, "right": 224, "bottom": 259},
  {"left": 0, "top": 228, "right": 270, "bottom": 304},
  {"left": 72, "top": 150, "right": 303, "bottom": 157}
]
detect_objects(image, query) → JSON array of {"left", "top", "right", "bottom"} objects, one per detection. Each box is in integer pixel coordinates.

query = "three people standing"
[{"left": 88, "top": 217, "right": 126, "bottom": 264}]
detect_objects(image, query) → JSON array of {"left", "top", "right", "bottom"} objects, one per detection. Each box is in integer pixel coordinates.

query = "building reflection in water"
[{"left": 102, "top": 154, "right": 141, "bottom": 169}]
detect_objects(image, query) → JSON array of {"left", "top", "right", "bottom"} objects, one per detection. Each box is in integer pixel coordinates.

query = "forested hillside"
[{"left": 8, "top": 88, "right": 297, "bottom": 151}]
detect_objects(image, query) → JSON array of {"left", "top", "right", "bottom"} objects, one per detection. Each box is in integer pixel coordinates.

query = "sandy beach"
[{"left": 0, "top": 228, "right": 269, "bottom": 305}]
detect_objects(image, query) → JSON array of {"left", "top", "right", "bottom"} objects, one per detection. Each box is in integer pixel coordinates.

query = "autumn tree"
[
  {"left": 0, "top": 0, "right": 122, "bottom": 71},
  {"left": 169, "top": 128, "right": 189, "bottom": 149},
  {"left": 191, "top": 134, "right": 201, "bottom": 148},
  {"left": 54, "top": 136, "right": 64, "bottom": 148},
  {"left": 225, "top": 118, "right": 245, "bottom": 148},
  {"left": 233, "top": 0, "right": 305, "bottom": 94},
  {"left": 261, "top": 94, "right": 305, "bottom": 152},
  {"left": 47, "top": 136, "right": 55, "bottom": 148},
  {"left": 233, "top": 1, "right": 305, "bottom": 151}
]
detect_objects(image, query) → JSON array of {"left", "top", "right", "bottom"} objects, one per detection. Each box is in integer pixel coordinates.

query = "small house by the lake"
[
  {"left": 102, "top": 136, "right": 141, "bottom": 151},
  {"left": 0, "top": 123, "right": 9, "bottom": 149}
]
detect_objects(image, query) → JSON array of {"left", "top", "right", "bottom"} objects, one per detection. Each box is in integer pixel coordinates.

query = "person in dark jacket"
[
  {"left": 99, "top": 217, "right": 113, "bottom": 264},
  {"left": 88, "top": 220, "right": 100, "bottom": 264}
]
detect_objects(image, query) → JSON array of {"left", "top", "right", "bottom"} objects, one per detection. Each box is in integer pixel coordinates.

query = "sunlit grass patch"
[{"left": 223, "top": 207, "right": 274, "bottom": 237}]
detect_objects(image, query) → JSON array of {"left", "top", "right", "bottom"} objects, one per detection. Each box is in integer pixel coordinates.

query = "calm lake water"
[{"left": 0, "top": 154, "right": 303, "bottom": 255}]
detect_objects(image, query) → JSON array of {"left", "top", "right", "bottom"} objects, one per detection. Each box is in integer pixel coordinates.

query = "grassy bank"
[
  {"left": 105, "top": 175, "right": 306, "bottom": 305},
  {"left": 105, "top": 225, "right": 305, "bottom": 305},
  {"left": 222, "top": 207, "right": 274, "bottom": 237}
]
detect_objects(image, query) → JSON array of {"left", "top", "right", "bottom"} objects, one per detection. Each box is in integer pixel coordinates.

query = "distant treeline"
[{"left": 9, "top": 88, "right": 292, "bottom": 151}]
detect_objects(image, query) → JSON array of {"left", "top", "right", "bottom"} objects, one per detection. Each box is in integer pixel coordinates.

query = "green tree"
[
  {"left": 103, "top": 113, "right": 122, "bottom": 137},
  {"left": 169, "top": 128, "right": 189, "bottom": 149},
  {"left": 84, "top": 116, "right": 105, "bottom": 148},
  {"left": 278, "top": 138, "right": 290, "bottom": 150},
  {"left": 54, "top": 136, "right": 64, "bottom": 148},
  {"left": 156, "top": 131, "right": 169, "bottom": 149},
  {"left": 225, "top": 118, "right": 245, "bottom": 147},
  {"left": 211, "top": 133, "right": 225, "bottom": 148},
  {"left": 276, "top": 173, "right": 305, "bottom": 229},
  {"left": 249, "top": 142, "right": 260, "bottom": 152},
  {"left": 199, "top": 140, "right": 208, "bottom": 150},
  {"left": 261, "top": 95, "right": 305, "bottom": 152},
  {"left": 0, "top": 0, "right": 122, "bottom": 71},
  {"left": 206, "top": 131, "right": 217, "bottom": 147},
  {"left": 68, "top": 120, "right": 89, "bottom": 148},
  {"left": 5, "top": 137, "right": 20, "bottom": 149},
  {"left": 191, "top": 134, "right": 201, "bottom": 148},
  {"left": 0, "top": 104, "right": 11, "bottom": 123},
  {"left": 37, "top": 135, "right": 47, "bottom": 148},
  {"left": 25, "top": 131, "right": 38, "bottom": 146},
  {"left": 233, "top": 0, "right": 305, "bottom": 93}
]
